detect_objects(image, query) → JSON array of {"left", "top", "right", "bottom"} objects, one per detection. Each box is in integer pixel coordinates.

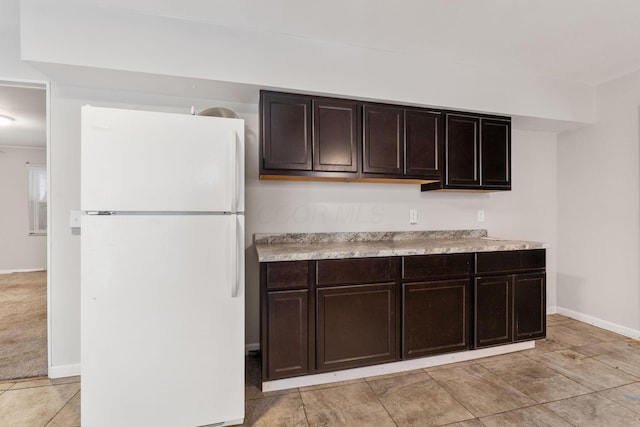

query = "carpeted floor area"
[{"left": 0, "top": 271, "right": 47, "bottom": 380}]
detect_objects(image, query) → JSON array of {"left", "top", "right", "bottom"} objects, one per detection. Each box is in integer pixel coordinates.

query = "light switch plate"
[
  {"left": 69, "top": 210, "right": 82, "bottom": 228},
  {"left": 409, "top": 209, "right": 418, "bottom": 224}
]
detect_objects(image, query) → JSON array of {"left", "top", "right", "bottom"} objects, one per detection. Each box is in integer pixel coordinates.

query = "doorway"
[{"left": 0, "top": 80, "right": 48, "bottom": 380}]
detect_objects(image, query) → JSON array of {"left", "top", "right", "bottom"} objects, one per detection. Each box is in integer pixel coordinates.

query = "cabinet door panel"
[
  {"left": 513, "top": 273, "right": 546, "bottom": 341},
  {"left": 267, "top": 290, "right": 308, "bottom": 379},
  {"left": 446, "top": 115, "right": 481, "bottom": 187},
  {"left": 475, "top": 276, "right": 512, "bottom": 347},
  {"left": 482, "top": 119, "right": 511, "bottom": 188},
  {"left": 403, "top": 279, "right": 471, "bottom": 358},
  {"left": 262, "top": 92, "right": 312, "bottom": 171},
  {"left": 405, "top": 110, "right": 441, "bottom": 178},
  {"left": 317, "top": 283, "right": 397, "bottom": 371},
  {"left": 363, "top": 105, "right": 404, "bottom": 175},
  {"left": 313, "top": 99, "right": 358, "bottom": 172}
]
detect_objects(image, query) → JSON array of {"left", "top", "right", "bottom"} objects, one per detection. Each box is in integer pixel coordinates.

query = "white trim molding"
[
  {"left": 262, "top": 341, "right": 534, "bottom": 392},
  {"left": 0, "top": 268, "right": 46, "bottom": 274},
  {"left": 556, "top": 306, "right": 640, "bottom": 339},
  {"left": 48, "top": 363, "right": 80, "bottom": 379},
  {"left": 546, "top": 306, "right": 558, "bottom": 315}
]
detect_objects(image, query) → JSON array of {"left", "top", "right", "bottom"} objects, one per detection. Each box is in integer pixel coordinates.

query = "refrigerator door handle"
[
  {"left": 231, "top": 130, "right": 239, "bottom": 213},
  {"left": 231, "top": 216, "right": 243, "bottom": 298}
]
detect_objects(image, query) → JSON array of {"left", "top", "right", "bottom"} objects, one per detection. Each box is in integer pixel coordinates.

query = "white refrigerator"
[{"left": 80, "top": 106, "right": 245, "bottom": 427}]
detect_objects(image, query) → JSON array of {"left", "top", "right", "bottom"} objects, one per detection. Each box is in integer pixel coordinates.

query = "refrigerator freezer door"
[
  {"left": 81, "top": 214, "right": 244, "bottom": 426},
  {"left": 81, "top": 106, "right": 245, "bottom": 213}
]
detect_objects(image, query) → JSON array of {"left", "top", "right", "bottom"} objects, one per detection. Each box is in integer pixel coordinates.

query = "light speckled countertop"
[{"left": 254, "top": 230, "right": 549, "bottom": 262}]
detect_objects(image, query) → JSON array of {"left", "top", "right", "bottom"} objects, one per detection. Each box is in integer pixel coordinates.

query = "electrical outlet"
[
  {"left": 409, "top": 209, "right": 418, "bottom": 224},
  {"left": 477, "top": 210, "right": 485, "bottom": 222}
]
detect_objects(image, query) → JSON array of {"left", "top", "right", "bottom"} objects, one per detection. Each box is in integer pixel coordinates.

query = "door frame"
[{"left": 0, "top": 77, "right": 51, "bottom": 376}]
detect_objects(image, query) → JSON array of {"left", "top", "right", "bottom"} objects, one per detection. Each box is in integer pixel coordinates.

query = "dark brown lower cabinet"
[
  {"left": 475, "top": 272, "right": 546, "bottom": 348},
  {"left": 513, "top": 272, "right": 546, "bottom": 341},
  {"left": 403, "top": 279, "right": 471, "bottom": 358},
  {"left": 316, "top": 283, "right": 397, "bottom": 371},
  {"left": 474, "top": 276, "right": 512, "bottom": 347},
  {"left": 266, "top": 290, "right": 309, "bottom": 380}
]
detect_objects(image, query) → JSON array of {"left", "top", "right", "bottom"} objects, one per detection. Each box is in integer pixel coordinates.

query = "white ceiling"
[
  {"left": 84, "top": 0, "right": 640, "bottom": 85},
  {"left": 0, "top": 83, "right": 46, "bottom": 148}
]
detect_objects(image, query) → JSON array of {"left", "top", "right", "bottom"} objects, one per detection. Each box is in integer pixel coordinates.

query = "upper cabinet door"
[
  {"left": 481, "top": 119, "right": 511, "bottom": 189},
  {"left": 261, "top": 92, "right": 312, "bottom": 171},
  {"left": 313, "top": 99, "right": 359, "bottom": 173},
  {"left": 405, "top": 109, "right": 442, "bottom": 179},
  {"left": 445, "top": 114, "right": 481, "bottom": 187},
  {"left": 363, "top": 105, "right": 404, "bottom": 175}
]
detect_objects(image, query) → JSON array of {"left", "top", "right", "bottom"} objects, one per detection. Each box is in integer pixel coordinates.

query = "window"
[{"left": 27, "top": 164, "right": 47, "bottom": 235}]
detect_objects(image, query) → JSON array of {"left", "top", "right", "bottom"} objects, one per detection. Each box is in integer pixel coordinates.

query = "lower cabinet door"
[
  {"left": 316, "top": 283, "right": 397, "bottom": 371},
  {"left": 403, "top": 279, "right": 471, "bottom": 358},
  {"left": 267, "top": 290, "right": 309, "bottom": 380},
  {"left": 474, "top": 275, "right": 512, "bottom": 347},
  {"left": 513, "top": 272, "right": 546, "bottom": 341}
]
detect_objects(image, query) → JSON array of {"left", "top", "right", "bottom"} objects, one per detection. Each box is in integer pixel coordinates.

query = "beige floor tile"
[
  {"left": 365, "top": 368, "right": 424, "bottom": 382},
  {"left": 598, "top": 382, "right": 640, "bottom": 415},
  {"left": 0, "top": 383, "right": 79, "bottom": 427},
  {"left": 474, "top": 351, "right": 530, "bottom": 365},
  {"left": 545, "top": 324, "right": 605, "bottom": 348},
  {"left": 520, "top": 337, "right": 568, "bottom": 355},
  {"left": 423, "top": 359, "right": 476, "bottom": 372},
  {"left": 594, "top": 348, "right": 640, "bottom": 377},
  {"left": 46, "top": 390, "right": 80, "bottom": 427},
  {"left": 481, "top": 358, "right": 590, "bottom": 403},
  {"left": 9, "top": 375, "right": 80, "bottom": 390},
  {"left": 531, "top": 349, "right": 638, "bottom": 391},
  {"left": 444, "top": 420, "right": 484, "bottom": 427},
  {"left": 428, "top": 364, "right": 535, "bottom": 417},
  {"left": 545, "top": 314, "right": 574, "bottom": 326},
  {"left": 569, "top": 322, "right": 626, "bottom": 342},
  {"left": 545, "top": 393, "right": 640, "bottom": 426},
  {"left": 245, "top": 356, "right": 297, "bottom": 400},
  {"left": 368, "top": 370, "right": 474, "bottom": 426},
  {"left": 0, "top": 382, "right": 14, "bottom": 392},
  {"left": 300, "top": 382, "right": 396, "bottom": 426},
  {"left": 298, "top": 378, "right": 365, "bottom": 392},
  {"left": 243, "top": 392, "right": 307, "bottom": 427},
  {"left": 573, "top": 339, "right": 640, "bottom": 357},
  {"left": 479, "top": 405, "right": 573, "bottom": 426}
]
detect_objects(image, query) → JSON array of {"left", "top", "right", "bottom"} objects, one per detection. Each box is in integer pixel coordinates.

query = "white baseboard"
[
  {"left": 245, "top": 342, "right": 260, "bottom": 355},
  {"left": 546, "top": 306, "right": 558, "bottom": 315},
  {"left": 48, "top": 363, "right": 80, "bottom": 379},
  {"left": 556, "top": 306, "right": 640, "bottom": 339},
  {"left": 262, "top": 341, "right": 534, "bottom": 392},
  {"left": 0, "top": 268, "right": 46, "bottom": 274}
]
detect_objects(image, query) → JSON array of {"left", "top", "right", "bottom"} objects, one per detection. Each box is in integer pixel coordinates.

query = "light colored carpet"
[{"left": 0, "top": 271, "right": 47, "bottom": 380}]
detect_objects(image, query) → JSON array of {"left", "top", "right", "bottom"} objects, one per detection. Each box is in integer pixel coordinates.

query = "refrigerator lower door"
[{"left": 81, "top": 214, "right": 244, "bottom": 427}]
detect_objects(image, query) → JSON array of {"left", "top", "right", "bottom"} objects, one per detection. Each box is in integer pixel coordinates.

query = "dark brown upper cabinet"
[
  {"left": 362, "top": 104, "right": 404, "bottom": 176},
  {"left": 260, "top": 91, "right": 358, "bottom": 180},
  {"left": 422, "top": 113, "right": 511, "bottom": 192},
  {"left": 261, "top": 92, "right": 312, "bottom": 172},
  {"left": 405, "top": 109, "right": 442, "bottom": 180},
  {"left": 313, "top": 98, "right": 359, "bottom": 174}
]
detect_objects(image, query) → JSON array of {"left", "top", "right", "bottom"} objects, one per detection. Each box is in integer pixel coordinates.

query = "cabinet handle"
[{"left": 231, "top": 216, "right": 244, "bottom": 298}]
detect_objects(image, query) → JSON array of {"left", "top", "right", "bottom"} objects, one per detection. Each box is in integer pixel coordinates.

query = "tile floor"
[{"left": 2, "top": 315, "right": 640, "bottom": 426}]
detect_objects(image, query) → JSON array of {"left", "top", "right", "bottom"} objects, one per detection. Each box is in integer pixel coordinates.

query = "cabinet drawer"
[
  {"left": 475, "top": 250, "right": 545, "bottom": 274},
  {"left": 403, "top": 254, "right": 472, "bottom": 280},
  {"left": 266, "top": 261, "right": 311, "bottom": 290},
  {"left": 317, "top": 257, "right": 399, "bottom": 286}
]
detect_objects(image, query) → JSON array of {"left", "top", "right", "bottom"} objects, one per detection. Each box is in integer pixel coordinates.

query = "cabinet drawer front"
[
  {"left": 475, "top": 249, "right": 545, "bottom": 274},
  {"left": 317, "top": 257, "right": 399, "bottom": 286},
  {"left": 266, "top": 261, "right": 311, "bottom": 290},
  {"left": 403, "top": 254, "right": 472, "bottom": 280}
]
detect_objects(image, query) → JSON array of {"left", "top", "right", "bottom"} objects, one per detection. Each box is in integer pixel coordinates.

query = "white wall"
[
  {"left": 558, "top": 69, "right": 640, "bottom": 335},
  {"left": 0, "top": 146, "right": 47, "bottom": 271},
  {"left": 20, "top": 0, "right": 594, "bottom": 125}
]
